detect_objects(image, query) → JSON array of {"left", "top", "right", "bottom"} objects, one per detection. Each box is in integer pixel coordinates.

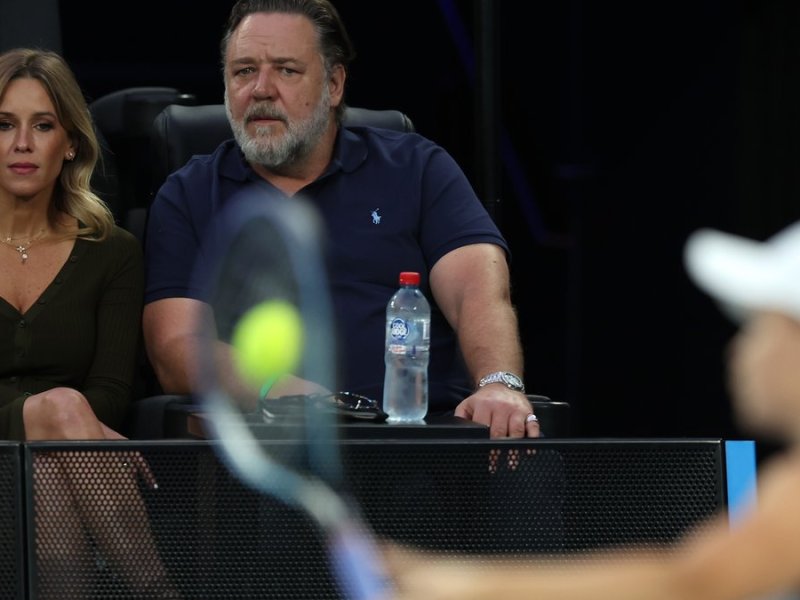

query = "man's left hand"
[{"left": 455, "top": 386, "right": 540, "bottom": 438}]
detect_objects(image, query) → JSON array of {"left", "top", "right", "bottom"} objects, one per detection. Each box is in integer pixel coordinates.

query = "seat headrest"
[{"left": 151, "top": 104, "right": 231, "bottom": 196}]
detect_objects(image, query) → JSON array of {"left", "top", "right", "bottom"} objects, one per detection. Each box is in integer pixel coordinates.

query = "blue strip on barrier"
[{"left": 725, "top": 440, "right": 757, "bottom": 527}]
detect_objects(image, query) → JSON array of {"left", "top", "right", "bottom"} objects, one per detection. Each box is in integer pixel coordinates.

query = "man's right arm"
[
  {"left": 143, "top": 297, "right": 209, "bottom": 395},
  {"left": 143, "top": 297, "right": 330, "bottom": 406}
]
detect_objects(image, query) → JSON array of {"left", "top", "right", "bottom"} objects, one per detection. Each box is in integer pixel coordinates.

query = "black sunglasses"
[{"left": 259, "top": 391, "right": 388, "bottom": 423}]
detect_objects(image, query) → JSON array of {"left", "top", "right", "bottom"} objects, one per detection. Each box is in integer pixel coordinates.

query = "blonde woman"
[
  {"left": 0, "top": 47, "right": 140, "bottom": 441},
  {"left": 0, "top": 48, "right": 177, "bottom": 598}
]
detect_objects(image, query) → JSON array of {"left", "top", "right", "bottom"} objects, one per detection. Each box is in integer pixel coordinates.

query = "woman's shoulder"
[
  {"left": 91, "top": 225, "right": 143, "bottom": 261},
  {"left": 108, "top": 224, "right": 139, "bottom": 242}
]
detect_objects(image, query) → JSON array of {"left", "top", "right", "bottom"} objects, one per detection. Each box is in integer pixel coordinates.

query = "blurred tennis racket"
[{"left": 192, "top": 183, "right": 391, "bottom": 600}]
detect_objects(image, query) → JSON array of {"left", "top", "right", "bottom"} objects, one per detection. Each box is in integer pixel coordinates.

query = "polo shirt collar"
[
  {"left": 219, "top": 140, "right": 257, "bottom": 183},
  {"left": 328, "top": 126, "right": 368, "bottom": 174}
]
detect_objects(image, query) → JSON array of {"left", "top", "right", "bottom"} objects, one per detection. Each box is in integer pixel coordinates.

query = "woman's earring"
[{"left": 66, "top": 151, "right": 75, "bottom": 161}]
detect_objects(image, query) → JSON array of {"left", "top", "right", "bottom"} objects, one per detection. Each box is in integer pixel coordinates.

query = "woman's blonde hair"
[{"left": 0, "top": 48, "right": 114, "bottom": 239}]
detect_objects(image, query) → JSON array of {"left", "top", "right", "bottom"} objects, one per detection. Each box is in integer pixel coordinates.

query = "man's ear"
[{"left": 328, "top": 63, "right": 346, "bottom": 109}]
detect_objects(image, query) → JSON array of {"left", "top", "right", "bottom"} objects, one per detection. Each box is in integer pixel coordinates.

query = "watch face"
[{"left": 501, "top": 372, "right": 523, "bottom": 390}]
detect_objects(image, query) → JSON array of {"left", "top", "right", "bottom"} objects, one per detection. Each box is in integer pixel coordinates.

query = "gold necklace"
[{"left": 1, "top": 229, "right": 47, "bottom": 264}]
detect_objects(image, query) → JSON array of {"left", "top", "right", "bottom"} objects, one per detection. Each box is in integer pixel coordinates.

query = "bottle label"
[
  {"left": 386, "top": 317, "right": 430, "bottom": 357},
  {"left": 389, "top": 318, "right": 410, "bottom": 341}
]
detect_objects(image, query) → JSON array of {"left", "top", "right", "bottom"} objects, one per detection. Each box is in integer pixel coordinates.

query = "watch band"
[{"left": 478, "top": 371, "right": 525, "bottom": 393}]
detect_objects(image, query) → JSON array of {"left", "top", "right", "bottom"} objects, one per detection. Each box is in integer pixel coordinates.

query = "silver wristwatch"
[{"left": 478, "top": 371, "right": 525, "bottom": 393}]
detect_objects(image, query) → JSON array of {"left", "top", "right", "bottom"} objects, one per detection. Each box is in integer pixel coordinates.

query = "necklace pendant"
[{"left": 14, "top": 245, "right": 28, "bottom": 264}]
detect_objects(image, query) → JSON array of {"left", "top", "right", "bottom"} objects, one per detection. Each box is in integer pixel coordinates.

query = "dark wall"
[{"left": 18, "top": 1, "right": 800, "bottom": 443}]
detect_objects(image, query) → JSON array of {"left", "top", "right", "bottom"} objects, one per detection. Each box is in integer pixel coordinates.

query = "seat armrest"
[
  {"left": 126, "top": 394, "right": 194, "bottom": 439},
  {"left": 527, "top": 394, "right": 572, "bottom": 438}
]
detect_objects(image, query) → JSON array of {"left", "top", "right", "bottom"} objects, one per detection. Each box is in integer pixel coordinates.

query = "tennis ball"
[{"left": 231, "top": 300, "right": 304, "bottom": 387}]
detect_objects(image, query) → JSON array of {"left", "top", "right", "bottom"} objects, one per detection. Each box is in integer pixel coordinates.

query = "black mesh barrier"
[
  {"left": 557, "top": 442, "right": 725, "bottom": 553},
  {"left": 23, "top": 439, "right": 725, "bottom": 599},
  {"left": 344, "top": 439, "right": 724, "bottom": 558},
  {"left": 0, "top": 443, "right": 23, "bottom": 600}
]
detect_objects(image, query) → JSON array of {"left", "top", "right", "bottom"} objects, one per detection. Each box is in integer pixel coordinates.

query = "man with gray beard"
[
  {"left": 230, "top": 76, "right": 332, "bottom": 169},
  {"left": 143, "top": 0, "right": 540, "bottom": 439}
]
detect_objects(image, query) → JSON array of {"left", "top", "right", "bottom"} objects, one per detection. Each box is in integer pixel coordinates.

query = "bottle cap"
[{"left": 399, "top": 272, "right": 420, "bottom": 286}]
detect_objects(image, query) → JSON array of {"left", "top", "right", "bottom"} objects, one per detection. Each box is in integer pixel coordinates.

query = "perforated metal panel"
[
  {"left": 0, "top": 443, "right": 23, "bottom": 600},
  {"left": 344, "top": 440, "right": 724, "bottom": 558},
  {"left": 557, "top": 443, "right": 724, "bottom": 553},
  {"left": 24, "top": 439, "right": 724, "bottom": 599}
]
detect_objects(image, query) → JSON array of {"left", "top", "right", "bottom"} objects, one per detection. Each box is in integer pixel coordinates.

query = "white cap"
[{"left": 684, "top": 221, "right": 800, "bottom": 322}]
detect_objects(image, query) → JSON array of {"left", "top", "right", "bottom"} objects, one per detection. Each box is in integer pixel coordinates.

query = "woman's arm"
[{"left": 82, "top": 231, "right": 144, "bottom": 430}]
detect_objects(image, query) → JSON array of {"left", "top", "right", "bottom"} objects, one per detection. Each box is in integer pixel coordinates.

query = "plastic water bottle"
[{"left": 382, "top": 272, "right": 430, "bottom": 422}]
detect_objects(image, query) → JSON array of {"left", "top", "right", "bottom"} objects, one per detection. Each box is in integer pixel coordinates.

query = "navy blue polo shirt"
[{"left": 145, "top": 126, "right": 509, "bottom": 413}]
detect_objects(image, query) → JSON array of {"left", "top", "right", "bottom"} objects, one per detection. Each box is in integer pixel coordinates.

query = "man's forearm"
[
  {"left": 148, "top": 336, "right": 199, "bottom": 395},
  {"left": 455, "top": 297, "right": 524, "bottom": 387},
  {"left": 151, "top": 336, "right": 329, "bottom": 410}
]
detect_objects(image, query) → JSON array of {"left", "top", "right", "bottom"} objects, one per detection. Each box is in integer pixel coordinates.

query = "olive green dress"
[{"left": 0, "top": 226, "right": 143, "bottom": 440}]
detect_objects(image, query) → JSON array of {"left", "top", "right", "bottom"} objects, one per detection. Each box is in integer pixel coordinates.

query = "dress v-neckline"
[{"left": 0, "top": 238, "right": 83, "bottom": 319}]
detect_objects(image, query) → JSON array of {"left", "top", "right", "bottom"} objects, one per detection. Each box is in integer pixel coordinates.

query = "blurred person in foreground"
[
  {"left": 386, "top": 220, "right": 800, "bottom": 600},
  {"left": 142, "top": 0, "right": 540, "bottom": 438},
  {"left": 0, "top": 47, "right": 176, "bottom": 599}
]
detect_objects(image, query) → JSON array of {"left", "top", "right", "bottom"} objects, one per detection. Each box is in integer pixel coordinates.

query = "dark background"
[{"left": 4, "top": 1, "right": 800, "bottom": 450}]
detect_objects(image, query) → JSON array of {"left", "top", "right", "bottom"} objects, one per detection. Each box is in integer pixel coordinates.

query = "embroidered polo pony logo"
[{"left": 371, "top": 209, "right": 382, "bottom": 225}]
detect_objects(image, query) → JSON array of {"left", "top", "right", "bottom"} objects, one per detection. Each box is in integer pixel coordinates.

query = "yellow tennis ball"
[{"left": 231, "top": 300, "right": 304, "bottom": 386}]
